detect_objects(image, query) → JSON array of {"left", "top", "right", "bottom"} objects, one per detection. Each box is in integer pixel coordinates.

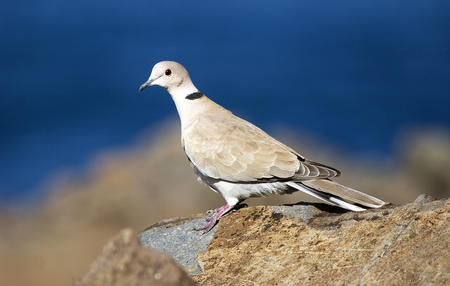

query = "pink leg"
[{"left": 195, "top": 204, "right": 233, "bottom": 232}]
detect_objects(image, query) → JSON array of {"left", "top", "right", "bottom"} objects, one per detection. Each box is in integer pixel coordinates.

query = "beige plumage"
[
  {"left": 139, "top": 61, "right": 385, "bottom": 231},
  {"left": 183, "top": 105, "right": 339, "bottom": 182}
]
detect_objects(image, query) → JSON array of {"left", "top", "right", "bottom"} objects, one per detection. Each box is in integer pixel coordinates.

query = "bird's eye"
[{"left": 165, "top": 69, "right": 172, "bottom": 76}]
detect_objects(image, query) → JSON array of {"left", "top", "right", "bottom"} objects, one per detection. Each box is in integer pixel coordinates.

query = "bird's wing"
[{"left": 183, "top": 113, "right": 340, "bottom": 183}]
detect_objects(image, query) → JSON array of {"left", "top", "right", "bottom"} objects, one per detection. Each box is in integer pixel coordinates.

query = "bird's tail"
[{"left": 286, "top": 179, "right": 385, "bottom": 212}]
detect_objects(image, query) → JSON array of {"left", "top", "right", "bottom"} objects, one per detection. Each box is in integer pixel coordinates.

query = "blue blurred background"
[{"left": 1, "top": 0, "right": 449, "bottom": 202}]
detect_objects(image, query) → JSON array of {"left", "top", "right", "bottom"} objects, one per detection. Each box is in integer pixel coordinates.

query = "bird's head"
[{"left": 139, "top": 61, "right": 193, "bottom": 93}]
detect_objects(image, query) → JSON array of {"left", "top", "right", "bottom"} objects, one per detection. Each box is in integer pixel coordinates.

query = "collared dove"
[{"left": 139, "top": 61, "right": 385, "bottom": 231}]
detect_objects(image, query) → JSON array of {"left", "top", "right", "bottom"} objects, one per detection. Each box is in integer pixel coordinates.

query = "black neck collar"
[{"left": 185, "top": 92, "right": 204, "bottom": 100}]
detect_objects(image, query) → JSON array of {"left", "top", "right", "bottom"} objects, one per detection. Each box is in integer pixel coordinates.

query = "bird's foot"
[{"left": 195, "top": 204, "right": 232, "bottom": 232}]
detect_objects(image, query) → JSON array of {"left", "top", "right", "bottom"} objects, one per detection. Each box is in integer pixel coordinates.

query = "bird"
[{"left": 139, "top": 61, "right": 385, "bottom": 232}]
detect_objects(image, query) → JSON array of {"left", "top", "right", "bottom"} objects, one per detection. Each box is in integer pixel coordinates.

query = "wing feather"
[{"left": 183, "top": 113, "right": 340, "bottom": 182}]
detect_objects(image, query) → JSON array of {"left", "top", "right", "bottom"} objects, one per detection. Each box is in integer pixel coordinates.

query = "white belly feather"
[{"left": 212, "top": 181, "right": 290, "bottom": 206}]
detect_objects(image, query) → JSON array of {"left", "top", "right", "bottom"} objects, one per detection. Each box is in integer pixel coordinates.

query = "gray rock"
[
  {"left": 139, "top": 216, "right": 217, "bottom": 275},
  {"left": 414, "top": 193, "right": 435, "bottom": 204}
]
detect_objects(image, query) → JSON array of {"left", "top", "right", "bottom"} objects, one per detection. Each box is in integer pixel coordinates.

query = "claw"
[
  {"left": 194, "top": 204, "right": 233, "bottom": 232},
  {"left": 194, "top": 219, "right": 217, "bottom": 232}
]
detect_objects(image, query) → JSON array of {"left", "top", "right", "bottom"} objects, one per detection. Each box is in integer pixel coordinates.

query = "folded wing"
[{"left": 183, "top": 113, "right": 339, "bottom": 183}]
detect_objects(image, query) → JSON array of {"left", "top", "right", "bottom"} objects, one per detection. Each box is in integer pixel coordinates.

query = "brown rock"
[
  {"left": 76, "top": 228, "right": 196, "bottom": 286},
  {"left": 194, "top": 197, "right": 450, "bottom": 285}
]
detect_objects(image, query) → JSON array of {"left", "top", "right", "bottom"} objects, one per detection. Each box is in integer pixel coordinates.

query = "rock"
[
  {"left": 76, "top": 228, "right": 195, "bottom": 286},
  {"left": 80, "top": 196, "right": 449, "bottom": 285},
  {"left": 140, "top": 216, "right": 219, "bottom": 275},
  {"left": 413, "top": 193, "right": 435, "bottom": 204},
  {"left": 140, "top": 196, "right": 449, "bottom": 285}
]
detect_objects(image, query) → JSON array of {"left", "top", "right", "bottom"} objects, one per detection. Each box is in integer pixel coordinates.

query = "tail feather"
[
  {"left": 286, "top": 182, "right": 366, "bottom": 212},
  {"left": 302, "top": 179, "right": 385, "bottom": 208}
]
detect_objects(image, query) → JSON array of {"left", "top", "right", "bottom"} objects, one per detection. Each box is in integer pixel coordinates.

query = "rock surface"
[
  {"left": 80, "top": 196, "right": 449, "bottom": 285},
  {"left": 141, "top": 196, "right": 449, "bottom": 285},
  {"left": 76, "top": 228, "right": 195, "bottom": 286},
  {"left": 140, "top": 216, "right": 218, "bottom": 275}
]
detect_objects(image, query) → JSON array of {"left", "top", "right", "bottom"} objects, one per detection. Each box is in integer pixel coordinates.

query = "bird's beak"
[{"left": 139, "top": 79, "right": 154, "bottom": 92}]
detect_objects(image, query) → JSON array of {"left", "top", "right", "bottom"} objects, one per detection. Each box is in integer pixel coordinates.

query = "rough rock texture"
[
  {"left": 195, "top": 196, "right": 449, "bottom": 285},
  {"left": 140, "top": 216, "right": 219, "bottom": 274},
  {"left": 81, "top": 196, "right": 449, "bottom": 285},
  {"left": 140, "top": 195, "right": 449, "bottom": 285},
  {"left": 76, "top": 228, "right": 195, "bottom": 286}
]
